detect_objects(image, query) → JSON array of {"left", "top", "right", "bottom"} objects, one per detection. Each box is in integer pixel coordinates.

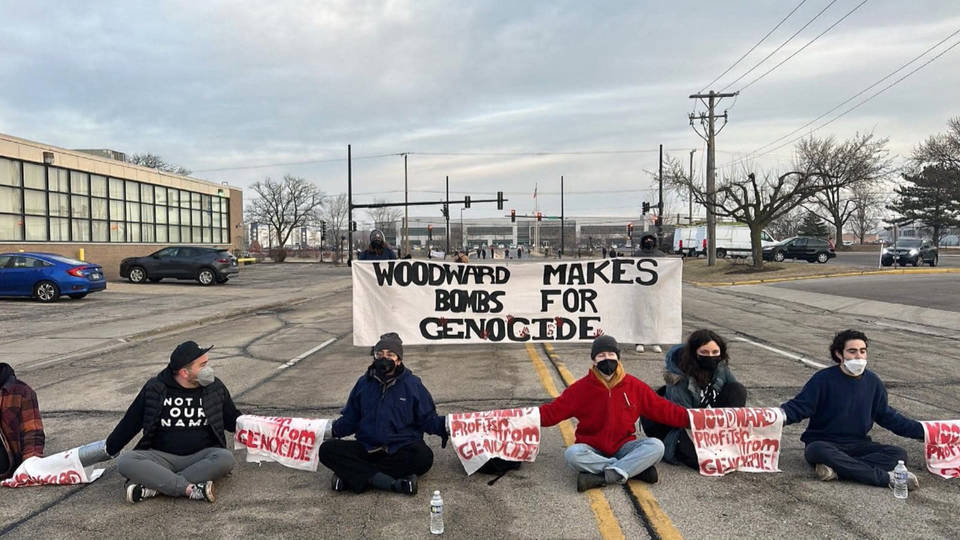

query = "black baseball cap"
[{"left": 169, "top": 341, "right": 213, "bottom": 372}]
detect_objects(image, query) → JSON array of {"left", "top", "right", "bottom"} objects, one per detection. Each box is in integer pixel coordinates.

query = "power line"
[
  {"left": 724, "top": 28, "right": 960, "bottom": 167},
  {"left": 192, "top": 153, "right": 400, "bottom": 173},
  {"left": 719, "top": 0, "right": 838, "bottom": 93},
  {"left": 739, "top": 0, "right": 869, "bottom": 93},
  {"left": 699, "top": 0, "right": 809, "bottom": 92}
]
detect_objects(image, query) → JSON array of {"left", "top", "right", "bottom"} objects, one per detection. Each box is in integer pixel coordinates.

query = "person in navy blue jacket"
[
  {"left": 318, "top": 333, "right": 447, "bottom": 495},
  {"left": 780, "top": 329, "right": 922, "bottom": 490}
]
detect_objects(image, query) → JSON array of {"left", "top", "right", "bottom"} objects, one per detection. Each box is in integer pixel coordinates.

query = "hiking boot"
[
  {"left": 815, "top": 464, "right": 837, "bottom": 482},
  {"left": 188, "top": 481, "right": 215, "bottom": 502},
  {"left": 125, "top": 483, "right": 158, "bottom": 504},
  {"left": 330, "top": 474, "right": 345, "bottom": 492},
  {"left": 577, "top": 472, "right": 606, "bottom": 492},
  {"left": 636, "top": 466, "right": 659, "bottom": 484},
  {"left": 604, "top": 468, "right": 625, "bottom": 485},
  {"left": 888, "top": 470, "right": 920, "bottom": 490},
  {"left": 393, "top": 475, "right": 418, "bottom": 496}
]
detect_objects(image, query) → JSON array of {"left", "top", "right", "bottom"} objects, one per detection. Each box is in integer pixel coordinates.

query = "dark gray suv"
[{"left": 120, "top": 246, "right": 239, "bottom": 286}]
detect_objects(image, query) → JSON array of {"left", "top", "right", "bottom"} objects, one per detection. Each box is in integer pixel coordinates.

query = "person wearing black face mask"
[
  {"left": 642, "top": 329, "right": 747, "bottom": 471},
  {"left": 540, "top": 335, "right": 691, "bottom": 492},
  {"left": 318, "top": 333, "right": 448, "bottom": 496},
  {"left": 358, "top": 229, "right": 397, "bottom": 261}
]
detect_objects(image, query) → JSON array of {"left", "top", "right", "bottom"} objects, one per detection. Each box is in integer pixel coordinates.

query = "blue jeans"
[{"left": 563, "top": 438, "right": 664, "bottom": 483}]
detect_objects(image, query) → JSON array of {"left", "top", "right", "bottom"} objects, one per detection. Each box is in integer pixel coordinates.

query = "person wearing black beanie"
[
  {"left": 318, "top": 332, "right": 448, "bottom": 496},
  {"left": 539, "top": 334, "right": 690, "bottom": 492}
]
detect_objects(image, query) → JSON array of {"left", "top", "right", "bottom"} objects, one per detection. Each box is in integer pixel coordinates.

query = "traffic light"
[
  {"left": 441, "top": 204, "right": 449, "bottom": 218},
  {"left": 627, "top": 222, "right": 633, "bottom": 236},
  {"left": 464, "top": 195, "right": 471, "bottom": 209},
  {"left": 320, "top": 220, "right": 327, "bottom": 240},
  {"left": 351, "top": 221, "right": 357, "bottom": 232},
  {"left": 536, "top": 211, "right": 542, "bottom": 222},
  {"left": 427, "top": 224, "right": 433, "bottom": 241},
  {"left": 497, "top": 191, "right": 504, "bottom": 210},
  {"left": 642, "top": 202, "right": 650, "bottom": 214},
  {"left": 510, "top": 209, "right": 516, "bottom": 223}
]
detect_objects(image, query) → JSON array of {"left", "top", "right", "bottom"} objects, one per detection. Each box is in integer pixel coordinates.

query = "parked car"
[
  {"left": 881, "top": 238, "right": 938, "bottom": 267},
  {"left": 0, "top": 252, "right": 106, "bottom": 302},
  {"left": 762, "top": 236, "right": 836, "bottom": 264},
  {"left": 120, "top": 246, "right": 239, "bottom": 286}
]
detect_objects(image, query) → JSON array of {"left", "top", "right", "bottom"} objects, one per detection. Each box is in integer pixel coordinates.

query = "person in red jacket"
[{"left": 539, "top": 335, "right": 689, "bottom": 492}]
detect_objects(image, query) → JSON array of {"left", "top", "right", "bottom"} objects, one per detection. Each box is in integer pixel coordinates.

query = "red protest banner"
[
  {"left": 688, "top": 407, "right": 784, "bottom": 477},
  {"left": 448, "top": 407, "right": 540, "bottom": 475},
  {"left": 922, "top": 420, "right": 960, "bottom": 479}
]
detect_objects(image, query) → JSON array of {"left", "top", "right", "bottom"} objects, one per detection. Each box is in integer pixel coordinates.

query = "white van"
[
  {"left": 672, "top": 226, "right": 700, "bottom": 256},
  {"left": 694, "top": 224, "right": 778, "bottom": 258}
]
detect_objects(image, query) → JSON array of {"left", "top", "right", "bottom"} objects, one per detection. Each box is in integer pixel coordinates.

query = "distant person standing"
[
  {"left": 489, "top": 246, "right": 495, "bottom": 259},
  {"left": 602, "top": 247, "right": 607, "bottom": 258},
  {"left": 517, "top": 245, "right": 522, "bottom": 259},
  {"left": 358, "top": 230, "right": 397, "bottom": 261}
]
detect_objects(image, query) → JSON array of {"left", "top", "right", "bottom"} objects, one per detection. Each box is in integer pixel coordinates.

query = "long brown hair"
[{"left": 677, "top": 329, "right": 730, "bottom": 388}]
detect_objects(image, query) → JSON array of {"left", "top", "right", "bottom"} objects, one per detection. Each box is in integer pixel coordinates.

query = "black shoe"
[
  {"left": 125, "top": 483, "right": 158, "bottom": 504},
  {"left": 577, "top": 472, "right": 606, "bottom": 492},
  {"left": 188, "top": 481, "right": 215, "bottom": 502},
  {"left": 636, "top": 466, "right": 659, "bottom": 484},
  {"left": 330, "top": 474, "right": 345, "bottom": 492},
  {"left": 393, "top": 475, "right": 418, "bottom": 496}
]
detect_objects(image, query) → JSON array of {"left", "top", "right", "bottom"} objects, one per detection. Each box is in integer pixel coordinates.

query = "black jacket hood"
[{"left": 0, "top": 363, "right": 14, "bottom": 388}]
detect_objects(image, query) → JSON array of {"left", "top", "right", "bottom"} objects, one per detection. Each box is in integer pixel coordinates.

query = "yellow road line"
[
  {"left": 543, "top": 343, "right": 578, "bottom": 386},
  {"left": 625, "top": 481, "right": 684, "bottom": 540},
  {"left": 524, "top": 343, "right": 625, "bottom": 540}
]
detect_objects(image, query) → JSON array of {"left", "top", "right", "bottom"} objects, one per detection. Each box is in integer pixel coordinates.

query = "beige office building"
[{"left": 0, "top": 132, "right": 242, "bottom": 278}]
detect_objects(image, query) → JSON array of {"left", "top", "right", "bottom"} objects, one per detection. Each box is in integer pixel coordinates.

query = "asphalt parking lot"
[{"left": 2, "top": 262, "right": 959, "bottom": 539}]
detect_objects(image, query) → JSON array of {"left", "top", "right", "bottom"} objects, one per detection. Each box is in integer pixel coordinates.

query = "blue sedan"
[{"left": 0, "top": 252, "right": 106, "bottom": 302}]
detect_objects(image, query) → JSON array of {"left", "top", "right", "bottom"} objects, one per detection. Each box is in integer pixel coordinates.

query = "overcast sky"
[{"left": 1, "top": 1, "right": 958, "bottom": 219}]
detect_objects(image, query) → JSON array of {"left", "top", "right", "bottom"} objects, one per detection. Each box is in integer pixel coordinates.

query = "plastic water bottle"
[
  {"left": 430, "top": 490, "right": 444, "bottom": 535},
  {"left": 893, "top": 460, "right": 908, "bottom": 500}
]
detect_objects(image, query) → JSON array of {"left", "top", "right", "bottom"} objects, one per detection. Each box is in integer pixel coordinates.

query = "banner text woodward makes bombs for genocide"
[{"left": 371, "top": 259, "right": 661, "bottom": 342}]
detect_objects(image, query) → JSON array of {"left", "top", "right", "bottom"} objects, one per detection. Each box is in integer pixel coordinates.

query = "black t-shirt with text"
[{"left": 150, "top": 385, "right": 220, "bottom": 455}]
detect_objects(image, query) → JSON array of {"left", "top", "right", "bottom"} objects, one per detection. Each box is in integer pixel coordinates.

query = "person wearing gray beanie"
[
  {"left": 319, "top": 332, "right": 448, "bottom": 497},
  {"left": 539, "top": 335, "right": 690, "bottom": 492}
]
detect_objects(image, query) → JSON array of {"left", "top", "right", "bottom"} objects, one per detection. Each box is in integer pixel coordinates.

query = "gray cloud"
[{"left": 1, "top": 0, "right": 958, "bottom": 218}]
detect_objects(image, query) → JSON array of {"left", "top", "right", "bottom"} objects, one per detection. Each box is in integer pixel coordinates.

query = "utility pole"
[
  {"left": 689, "top": 90, "right": 737, "bottom": 266},
  {"left": 560, "top": 175, "right": 564, "bottom": 259},
  {"left": 445, "top": 176, "right": 450, "bottom": 255},
  {"left": 347, "top": 144, "right": 353, "bottom": 266},
  {"left": 658, "top": 144, "right": 664, "bottom": 240},
  {"left": 688, "top": 149, "right": 696, "bottom": 224},
  {"left": 403, "top": 153, "right": 409, "bottom": 256}
]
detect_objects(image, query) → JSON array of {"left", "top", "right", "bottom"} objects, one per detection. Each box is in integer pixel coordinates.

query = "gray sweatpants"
[{"left": 117, "top": 448, "right": 236, "bottom": 497}]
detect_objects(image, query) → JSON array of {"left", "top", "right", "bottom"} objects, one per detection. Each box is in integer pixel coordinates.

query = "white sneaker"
[
  {"left": 649, "top": 345, "right": 662, "bottom": 353},
  {"left": 635, "top": 345, "right": 645, "bottom": 353},
  {"left": 125, "top": 483, "right": 158, "bottom": 503},
  {"left": 815, "top": 464, "right": 837, "bottom": 481}
]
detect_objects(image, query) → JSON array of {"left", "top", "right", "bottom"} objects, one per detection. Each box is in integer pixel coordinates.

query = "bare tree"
[
  {"left": 246, "top": 175, "right": 325, "bottom": 254},
  {"left": 767, "top": 206, "right": 803, "bottom": 241},
  {"left": 794, "top": 133, "right": 893, "bottom": 246},
  {"left": 669, "top": 169, "right": 827, "bottom": 268},
  {"left": 913, "top": 116, "right": 960, "bottom": 169},
  {"left": 321, "top": 193, "right": 350, "bottom": 263},
  {"left": 366, "top": 199, "right": 403, "bottom": 237},
  {"left": 127, "top": 153, "right": 191, "bottom": 176},
  {"left": 848, "top": 183, "right": 886, "bottom": 244}
]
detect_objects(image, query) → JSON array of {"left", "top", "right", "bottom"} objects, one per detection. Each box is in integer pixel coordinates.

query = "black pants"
[
  {"left": 317, "top": 439, "right": 434, "bottom": 493},
  {"left": 804, "top": 439, "right": 906, "bottom": 487},
  {"left": 643, "top": 382, "right": 748, "bottom": 470}
]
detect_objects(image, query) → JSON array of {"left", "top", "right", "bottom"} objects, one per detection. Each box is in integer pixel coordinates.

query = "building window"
[
  {"left": 0, "top": 214, "right": 23, "bottom": 241},
  {"left": 0, "top": 158, "right": 21, "bottom": 186},
  {"left": 23, "top": 162, "right": 45, "bottom": 189},
  {"left": 25, "top": 216, "right": 47, "bottom": 241}
]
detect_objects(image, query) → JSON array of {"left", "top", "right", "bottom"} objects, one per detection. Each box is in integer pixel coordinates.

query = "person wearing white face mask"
[
  {"left": 780, "top": 330, "right": 923, "bottom": 490},
  {"left": 106, "top": 341, "right": 242, "bottom": 504}
]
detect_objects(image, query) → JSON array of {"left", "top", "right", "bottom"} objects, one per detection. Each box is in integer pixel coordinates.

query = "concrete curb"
[{"left": 688, "top": 266, "right": 960, "bottom": 287}]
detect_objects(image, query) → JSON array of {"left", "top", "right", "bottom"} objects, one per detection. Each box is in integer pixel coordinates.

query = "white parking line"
[
  {"left": 276, "top": 338, "right": 337, "bottom": 370},
  {"left": 733, "top": 336, "right": 829, "bottom": 369}
]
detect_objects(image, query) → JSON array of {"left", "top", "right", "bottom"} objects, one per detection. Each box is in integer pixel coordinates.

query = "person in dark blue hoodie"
[
  {"left": 780, "top": 329, "right": 923, "bottom": 490},
  {"left": 318, "top": 333, "right": 447, "bottom": 495},
  {"left": 357, "top": 229, "right": 397, "bottom": 261}
]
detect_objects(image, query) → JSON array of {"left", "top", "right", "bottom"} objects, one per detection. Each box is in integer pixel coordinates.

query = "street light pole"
[
  {"left": 403, "top": 153, "right": 409, "bottom": 255},
  {"left": 560, "top": 175, "right": 564, "bottom": 259},
  {"left": 689, "top": 149, "right": 696, "bottom": 224}
]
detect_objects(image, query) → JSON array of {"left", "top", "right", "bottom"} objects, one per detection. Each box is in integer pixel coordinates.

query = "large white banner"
[
  {"left": 1, "top": 448, "right": 105, "bottom": 488},
  {"left": 447, "top": 408, "right": 541, "bottom": 475},
  {"left": 235, "top": 415, "right": 328, "bottom": 472},
  {"left": 688, "top": 407, "right": 785, "bottom": 476},
  {"left": 352, "top": 258, "right": 682, "bottom": 345},
  {"left": 921, "top": 420, "right": 960, "bottom": 478}
]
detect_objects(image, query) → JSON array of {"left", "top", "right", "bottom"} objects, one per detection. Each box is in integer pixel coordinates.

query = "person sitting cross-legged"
[{"left": 539, "top": 335, "right": 689, "bottom": 492}]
